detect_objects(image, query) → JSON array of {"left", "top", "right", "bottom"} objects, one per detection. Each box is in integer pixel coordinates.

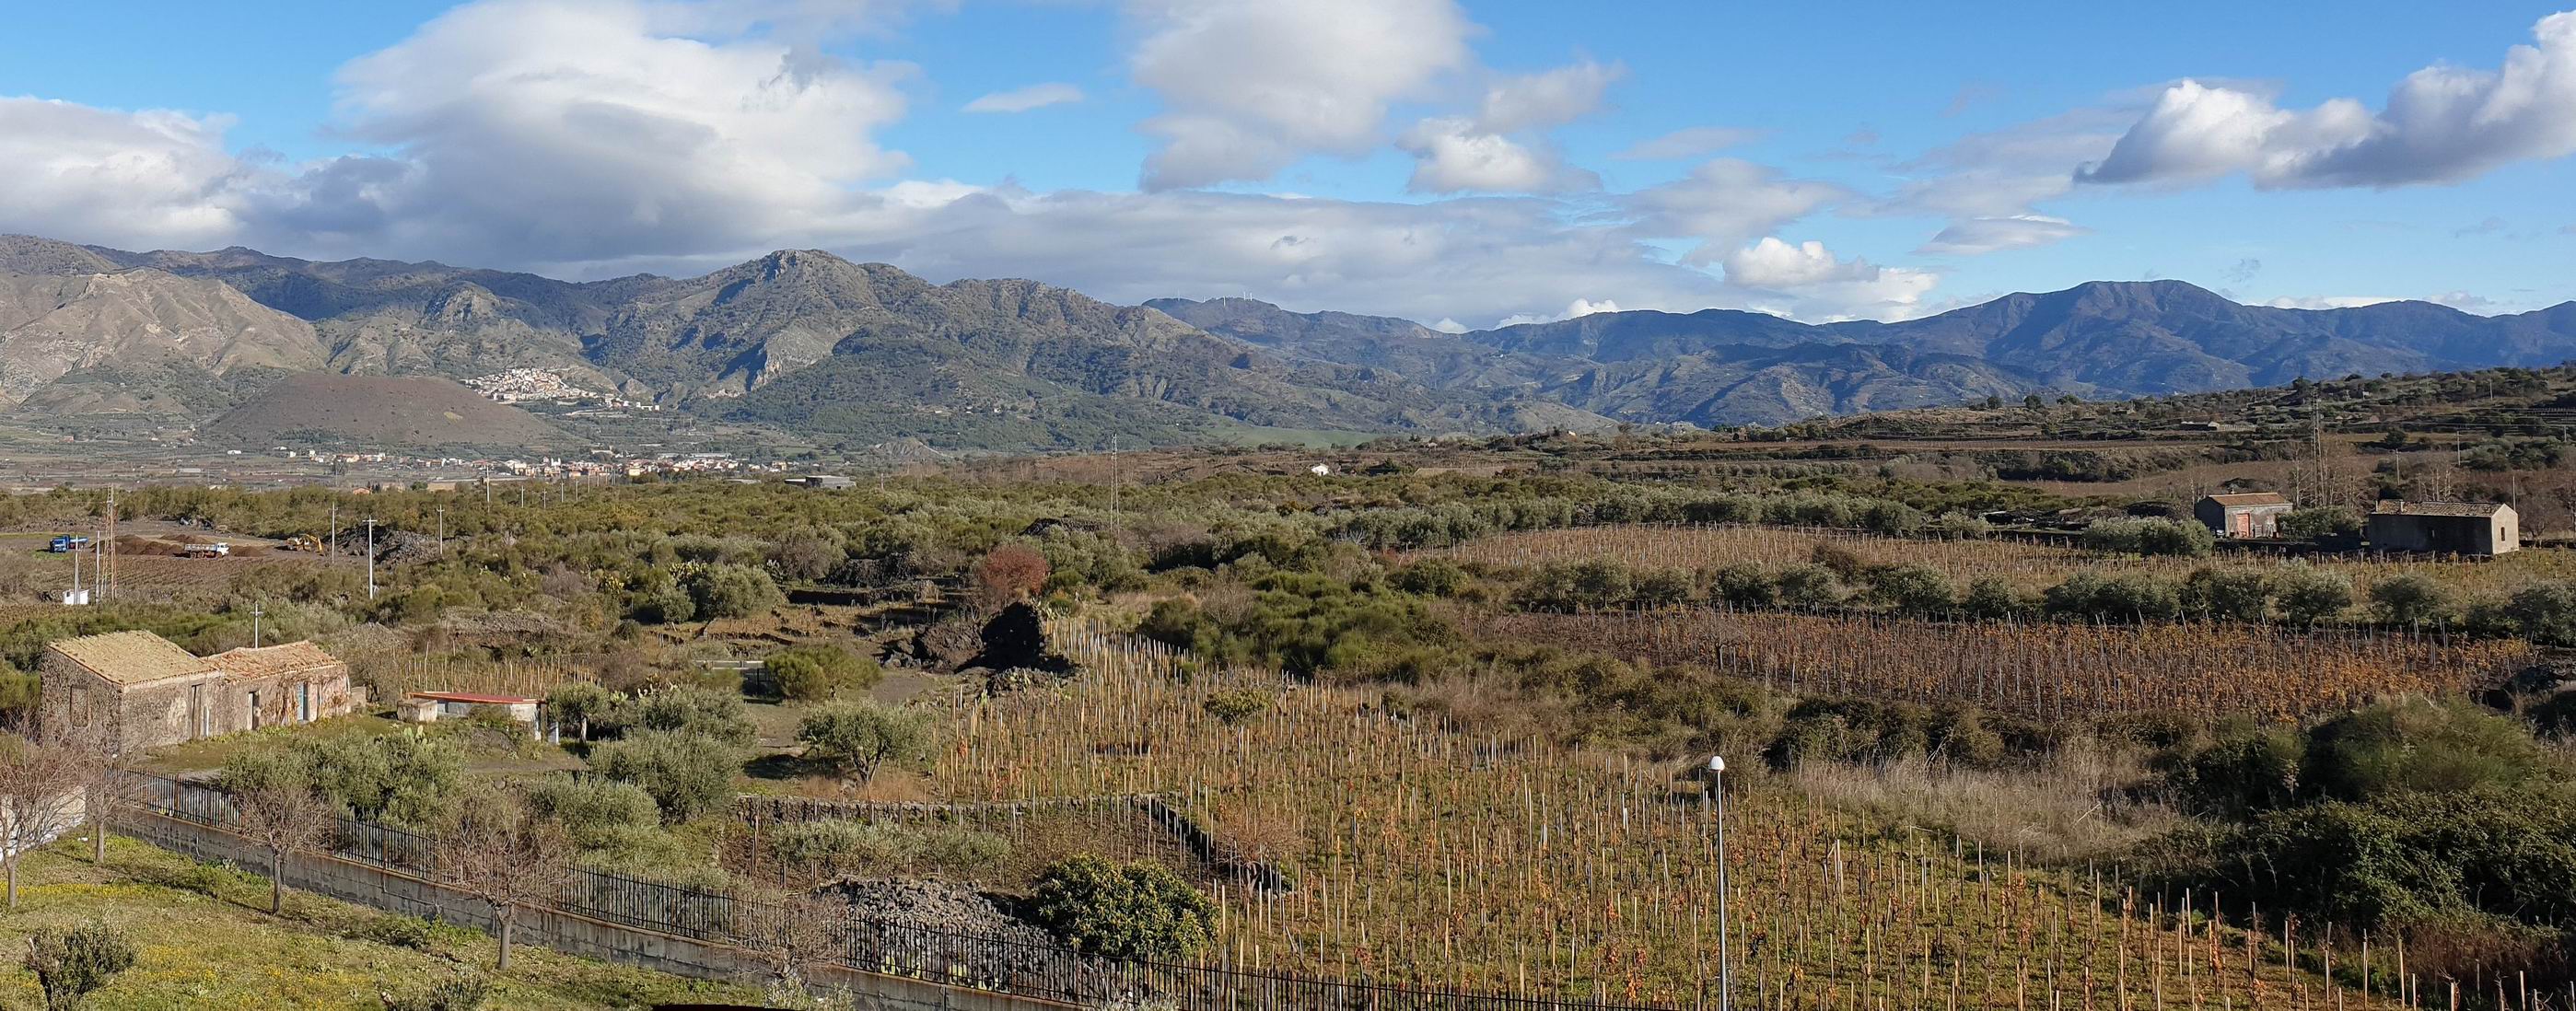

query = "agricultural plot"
[
  {"left": 1464, "top": 609, "right": 2528, "bottom": 722},
  {"left": 1413, "top": 523, "right": 2576, "bottom": 600},
  {"left": 908, "top": 623, "right": 2402, "bottom": 1007}
]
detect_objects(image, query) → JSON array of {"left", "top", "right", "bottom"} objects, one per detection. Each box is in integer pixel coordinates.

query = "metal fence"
[{"left": 125, "top": 775, "right": 1679, "bottom": 1011}]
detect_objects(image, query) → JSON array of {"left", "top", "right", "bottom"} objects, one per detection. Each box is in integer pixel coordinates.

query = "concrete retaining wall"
[{"left": 112, "top": 808, "right": 1067, "bottom": 1011}]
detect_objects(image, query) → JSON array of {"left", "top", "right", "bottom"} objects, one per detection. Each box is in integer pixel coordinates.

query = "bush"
[
  {"left": 1867, "top": 564, "right": 1954, "bottom": 616},
  {"left": 589, "top": 731, "right": 742, "bottom": 822},
  {"left": 521, "top": 775, "right": 660, "bottom": 848},
  {"left": 2370, "top": 572, "right": 2454, "bottom": 627},
  {"left": 2166, "top": 724, "right": 2303, "bottom": 818},
  {"left": 1513, "top": 561, "right": 1633, "bottom": 612},
  {"left": 2271, "top": 564, "right": 2354, "bottom": 625},
  {"left": 2302, "top": 699, "right": 2554, "bottom": 803},
  {"left": 2279, "top": 506, "right": 2362, "bottom": 540},
  {"left": 1200, "top": 689, "right": 1274, "bottom": 726},
  {"left": 2081, "top": 517, "right": 2214, "bottom": 557},
  {"left": 543, "top": 682, "right": 632, "bottom": 741},
  {"left": 379, "top": 973, "right": 493, "bottom": 1011},
  {"left": 1772, "top": 564, "right": 1841, "bottom": 610},
  {"left": 1629, "top": 568, "right": 1696, "bottom": 609},
  {"left": 1387, "top": 559, "right": 1470, "bottom": 598},
  {"left": 683, "top": 564, "right": 784, "bottom": 619},
  {"left": 797, "top": 702, "right": 933, "bottom": 783},
  {"left": 2180, "top": 568, "right": 2271, "bottom": 622},
  {"left": 1027, "top": 855, "right": 1219, "bottom": 960},
  {"left": 351, "top": 913, "right": 439, "bottom": 951},
  {"left": 2504, "top": 583, "right": 2576, "bottom": 646},
  {"left": 636, "top": 686, "right": 756, "bottom": 746},
  {"left": 1707, "top": 564, "right": 1777, "bottom": 610},
  {"left": 24, "top": 923, "right": 135, "bottom": 1011},
  {"left": 1957, "top": 576, "right": 2025, "bottom": 620},
  {"left": 217, "top": 733, "right": 461, "bottom": 829},
  {"left": 765, "top": 645, "right": 883, "bottom": 703},
  {"left": 1927, "top": 511, "right": 1992, "bottom": 540},
  {"left": 2045, "top": 572, "right": 2180, "bottom": 622}
]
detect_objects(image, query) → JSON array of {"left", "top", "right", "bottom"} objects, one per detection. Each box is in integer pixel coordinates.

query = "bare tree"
[
  {"left": 0, "top": 738, "right": 102, "bottom": 907},
  {"left": 431, "top": 798, "right": 573, "bottom": 971},
  {"left": 234, "top": 783, "right": 334, "bottom": 914},
  {"left": 746, "top": 895, "right": 850, "bottom": 994},
  {"left": 79, "top": 760, "right": 143, "bottom": 866}
]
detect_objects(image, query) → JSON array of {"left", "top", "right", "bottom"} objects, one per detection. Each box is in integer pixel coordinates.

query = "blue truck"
[{"left": 48, "top": 535, "right": 91, "bottom": 552}]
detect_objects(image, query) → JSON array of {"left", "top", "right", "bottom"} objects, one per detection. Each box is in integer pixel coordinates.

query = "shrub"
[
  {"left": 972, "top": 543, "right": 1051, "bottom": 608},
  {"left": 1867, "top": 564, "right": 1954, "bottom": 616},
  {"left": 520, "top": 775, "right": 660, "bottom": 849},
  {"left": 1512, "top": 561, "right": 1633, "bottom": 612},
  {"left": 2370, "top": 572, "right": 2455, "bottom": 627},
  {"left": 589, "top": 731, "right": 741, "bottom": 822},
  {"left": 1200, "top": 689, "right": 1274, "bottom": 726},
  {"left": 1957, "top": 576, "right": 2025, "bottom": 620},
  {"left": 797, "top": 702, "right": 933, "bottom": 783},
  {"left": 1629, "top": 568, "right": 1696, "bottom": 609},
  {"left": 2504, "top": 583, "right": 2576, "bottom": 646},
  {"left": 2302, "top": 699, "right": 2555, "bottom": 803},
  {"left": 683, "top": 564, "right": 784, "bottom": 619},
  {"left": 1387, "top": 559, "right": 1469, "bottom": 598},
  {"left": 379, "top": 973, "right": 493, "bottom": 1011},
  {"left": 636, "top": 686, "right": 756, "bottom": 746},
  {"left": 766, "top": 819, "right": 920, "bottom": 867},
  {"left": 2045, "top": 572, "right": 2180, "bottom": 622},
  {"left": 1772, "top": 564, "right": 1841, "bottom": 610},
  {"left": 2279, "top": 506, "right": 2362, "bottom": 540},
  {"left": 765, "top": 645, "right": 883, "bottom": 703},
  {"left": 1027, "top": 855, "right": 1219, "bottom": 960},
  {"left": 217, "top": 733, "right": 461, "bottom": 829},
  {"left": 1927, "top": 511, "right": 1992, "bottom": 540},
  {"left": 2167, "top": 724, "right": 2303, "bottom": 818},
  {"left": 1707, "top": 564, "right": 1777, "bottom": 610},
  {"left": 24, "top": 923, "right": 135, "bottom": 1011},
  {"left": 2271, "top": 564, "right": 2354, "bottom": 625},
  {"left": 543, "top": 682, "right": 631, "bottom": 741},
  {"left": 2081, "top": 517, "right": 2214, "bottom": 557},
  {"left": 2180, "top": 568, "right": 2271, "bottom": 622},
  {"left": 351, "top": 913, "right": 439, "bottom": 951}
]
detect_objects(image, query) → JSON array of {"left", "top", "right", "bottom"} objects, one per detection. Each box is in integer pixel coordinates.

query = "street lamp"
[
  {"left": 1710, "top": 753, "right": 1731, "bottom": 1011},
  {"left": 364, "top": 518, "right": 379, "bottom": 600}
]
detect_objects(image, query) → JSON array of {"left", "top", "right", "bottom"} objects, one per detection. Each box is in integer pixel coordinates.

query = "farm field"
[
  {"left": 904, "top": 623, "right": 2403, "bottom": 1007},
  {"left": 1413, "top": 523, "right": 2576, "bottom": 601}
]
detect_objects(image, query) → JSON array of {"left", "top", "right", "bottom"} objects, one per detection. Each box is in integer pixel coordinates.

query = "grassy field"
[{"left": 0, "top": 836, "right": 764, "bottom": 1010}]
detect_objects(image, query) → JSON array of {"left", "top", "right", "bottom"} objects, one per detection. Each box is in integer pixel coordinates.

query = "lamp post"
[
  {"left": 1710, "top": 753, "right": 1731, "bottom": 1011},
  {"left": 365, "top": 518, "right": 379, "bottom": 600}
]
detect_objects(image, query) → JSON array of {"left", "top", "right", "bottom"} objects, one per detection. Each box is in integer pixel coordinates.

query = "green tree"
[
  {"left": 1958, "top": 576, "right": 2026, "bottom": 620},
  {"left": 684, "top": 564, "right": 784, "bottom": 619},
  {"left": 542, "top": 683, "right": 631, "bottom": 742},
  {"left": 1027, "top": 854, "right": 1219, "bottom": 960},
  {"left": 1707, "top": 564, "right": 1777, "bottom": 610},
  {"left": 796, "top": 703, "right": 932, "bottom": 784},
  {"left": 2271, "top": 564, "right": 2354, "bottom": 625},
  {"left": 2279, "top": 506, "right": 2362, "bottom": 540},
  {"left": 2504, "top": 583, "right": 2576, "bottom": 646},
  {"left": 1867, "top": 564, "right": 1955, "bottom": 616},
  {"left": 1772, "top": 564, "right": 1841, "bottom": 610},
  {"left": 636, "top": 686, "right": 756, "bottom": 746},
  {"left": 2302, "top": 700, "right": 2553, "bottom": 802},
  {"left": 2369, "top": 572, "right": 2454, "bottom": 627},
  {"left": 2180, "top": 568, "right": 2271, "bottom": 622}
]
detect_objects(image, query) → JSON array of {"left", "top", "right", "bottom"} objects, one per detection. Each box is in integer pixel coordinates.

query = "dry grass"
[{"left": 1784, "top": 747, "right": 2184, "bottom": 865}]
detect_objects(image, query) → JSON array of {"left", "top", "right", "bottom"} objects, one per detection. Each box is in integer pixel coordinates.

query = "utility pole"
[
  {"left": 365, "top": 517, "right": 379, "bottom": 601},
  {"left": 437, "top": 505, "right": 447, "bottom": 558},
  {"left": 1109, "top": 436, "right": 1121, "bottom": 518},
  {"left": 1710, "top": 753, "right": 1731, "bottom": 1011},
  {"left": 102, "top": 493, "right": 115, "bottom": 598},
  {"left": 251, "top": 599, "right": 264, "bottom": 648},
  {"left": 330, "top": 500, "right": 338, "bottom": 561}
]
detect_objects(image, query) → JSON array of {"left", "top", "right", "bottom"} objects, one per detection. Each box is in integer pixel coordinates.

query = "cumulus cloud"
[
  {"left": 1719, "top": 238, "right": 1939, "bottom": 320},
  {"left": 1916, "top": 215, "right": 2087, "bottom": 255},
  {"left": 1125, "top": 0, "right": 1471, "bottom": 189},
  {"left": 1398, "top": 117, "right": 1597, "bottom": 192},
  {"left": 2080, "top": 11, "right": 2576, "bottom": 189},
  {"left": 963, "top": 82, "right": 1083, "bottom": 113},
  {"left": 0, "top": 99, "right": 254, "bottom": 251},
  {"left": 1613, "top": 125, "right": 1766, "bottom": 161},
  {"left": 1495, "top": 297, "right": 1622, "bottom": 328},
  {"left": 1622, "top": 159, "right": 1850, "bottom": 264}
]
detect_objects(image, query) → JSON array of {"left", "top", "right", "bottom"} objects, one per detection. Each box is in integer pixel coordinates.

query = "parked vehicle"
[
  {"left": 179, "top": 542, "right": 231, "bottom": 558},
  {"left": 48, "top": 535, "right": 92, "bottom": 552}
]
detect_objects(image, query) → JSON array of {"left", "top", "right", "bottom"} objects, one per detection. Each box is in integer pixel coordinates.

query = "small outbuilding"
[
  {"left": 2195, "top": 493, "right": 2294, "bottom": 539},
  {"left": 398, "top": 691, "right": 540, "bottom": 726},
  {"left": 2366, "top": 500, "right": 2520, "bottom": 555}
]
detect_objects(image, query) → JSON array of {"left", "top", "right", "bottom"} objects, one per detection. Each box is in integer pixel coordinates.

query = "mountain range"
[{"left": 3, "top": 232, "right": 2572, "bottom": 451}]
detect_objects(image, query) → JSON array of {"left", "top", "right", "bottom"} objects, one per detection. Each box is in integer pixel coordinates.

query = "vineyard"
[
  {"left": 1462, "top": 609, "right": 2529, "bottom": 722},
  {"left": 900, "top": 622, "right": 2434, "bottom": 1008},
  {"left": 1411, "top": 524, "right": 2576, "bottom": 600}
]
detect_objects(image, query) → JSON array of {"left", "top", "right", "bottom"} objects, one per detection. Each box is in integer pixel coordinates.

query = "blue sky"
[{"left": 3, "top": 1, "right": 2572, "bottom": 327}]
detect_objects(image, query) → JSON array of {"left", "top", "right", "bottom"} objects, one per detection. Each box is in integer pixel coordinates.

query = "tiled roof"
[
  {"left": 209, "top": 641, "right": 344, "bottom": 680},
  {"left": 2204, "top": 493, "right": 2290, "bottom": 507},
  {"left": 2371, "top": 500, "right": 2508, "bottom": 517},
  {"left": 46, "top": 631, "right": 216, "bottom": 686},
  {"left": 410, "top": 691, "right": 536, "bottom": 705}
]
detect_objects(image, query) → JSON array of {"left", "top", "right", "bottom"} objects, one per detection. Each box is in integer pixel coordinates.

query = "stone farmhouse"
[
  {"left": 2366, "top": 500, "right": 2520, "bottom": 556},
  {"left": 36, "top": 631, "right": 357, "bottom": 754},
  {"left": 2195, "top": 493, "right": 2294, "bottom": 539}
]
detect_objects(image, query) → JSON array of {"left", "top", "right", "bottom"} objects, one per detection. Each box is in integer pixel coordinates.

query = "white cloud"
[
  {"left": 1917, "top": 214, "right": 2087, "bottom": 255},
  {"left": 1622, "top": 159, "right": 1849, "bottom": 264},
  {"left": 1428, "top": 317, "right": 1470, "bottom": 333},
  {"left": 1613, "top": 125, "right": 1766, "bottom": 161},
  {"left": 1719, "top": 238, "right": 1939, "bottom": 321},
  {"left": 1399, "top": 117, "right": 1597, "bottom": 193},
  {"left": 1496, "top": 297, "right": 1622, "bottom": 328},
  {"left": 0, "top": 99, "right": 253, "bottom": 251},
  {"left": 2080, "top": 11, "right": 2576, "bottom": 189},
  {"left": 1125, "top": 0, "right": 1472, "bottom": 189},
  {"left": 963, "top": 82, "right": 1083, "bottom": 113},
  {"left": 2264, "top": 295, "right": 2400, "bottom": 309},
  {"left": 1474, "top": 59, "right": 1621, "bottom": 134}
]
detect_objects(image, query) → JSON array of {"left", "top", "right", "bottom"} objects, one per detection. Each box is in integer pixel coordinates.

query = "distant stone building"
[
  {"left": 2195, "top": 493, "right": 2294, "bottom": 539},
  {"left": 36, "top": 631, "right": 356, "bottom": 754},
  {"left": 2366, "top": 501, "right": 2520, "bottom": 555}
]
